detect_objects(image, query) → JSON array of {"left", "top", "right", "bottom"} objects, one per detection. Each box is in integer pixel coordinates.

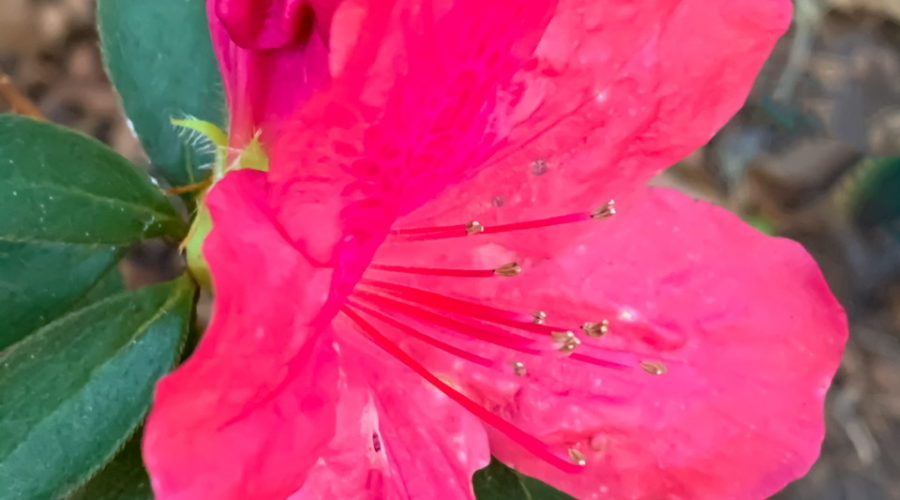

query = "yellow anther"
[
  {"left": 591, "top": 200, "right": 616, "bottom": 219},
  {"left": 581, "top": 320, "right": 610, "bottom": 338},
  {"left": 640, "top": 360, "right": 667, "bottom": 375},
  {"left": 494, "top": 262, "right": 522, "bottom": 277},
  {"left": 567, "top": 448, "right": 587, "bottom": 466},
  {"left": 465, "top": 221, "right": 485, "bottom": 235},
  {"left": 552, "top": 331, "right": 581, "bottom": 354}
]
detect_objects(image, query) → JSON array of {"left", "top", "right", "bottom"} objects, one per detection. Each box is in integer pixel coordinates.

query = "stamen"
[
  {"left": 352, "top": 290, "right": 540, "bottom": 353},
  {"left": 590, "top": 200, "right": 616, "bottom": 219},
  {"left": 551, "top": 330, "right": 576, "bottom": 343},
  {"left": 360, "top": 280, "right": 554, "bottom": 335},
  {"left": 532, "top": 310, "right": 547, "bottom": 325},
  {"left": 361, "top": 280, "right": 536, "bottom": 325},
  {"left": 345, "top": 301, "right": 494, "bottom": 367},
  {"left": 512, "top": 361, "right": 527, "bottom": 377},
  {"left": 571, "top": 343, "right": 679, "bottom": 371},
  {"left": 389, "top": 201, "right": 617, "bottom": 241},
  {"left": 640, "top": 360, "right": 668, "bottom": 375},
  {"left": 567, "top": 353, "right": 630, "bottom": 370},
  {"left": 342, "top": 306, "right": 584, "bottom": 474},
  {"left": 581, "top": 320, "right": 609, "bottom": 338},
  {"left": 494, "top": 262, "right": 522, "bottom": 277},
  {"left": 358, "top": 280, "right": 647, "bottom": 371},
  {"left": 567, "top": 448, "right": 588, "bottom": 467},
  {"left": 552, "top": 330, "right": 582, "bottom": 355},
  {"left": 560, "top": 338, "right": 582, "bottom": 354},
  {"left": 357, "top": 282, "right": 660, "bottom": 374},
  {"left": 465, "top": 221, "right": 485, "bottom": 235},
  {"left": 368, "top": 262, "right": 520, "bottom": 278}
]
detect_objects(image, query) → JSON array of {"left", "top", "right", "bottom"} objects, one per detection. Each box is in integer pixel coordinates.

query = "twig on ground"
[
  {"left": 164, "top": 179, "right": 212, "bottom": 196},
  {"left": 0, "top": 72, "right": 45, "bottom": 121}
]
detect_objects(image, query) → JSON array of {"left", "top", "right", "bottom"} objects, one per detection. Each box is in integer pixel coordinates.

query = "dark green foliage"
[
  {"left": 474, "top": 458, "right": 576, "bottom": 500},
  {"left": 0, "top": 115, "right": 185, "bottom": 349},
  {"left": 850, "top": 156, "right": 900, "bottom": 237},
  {"left": 0, "top": 278, "right": 195, "bottom": 499},
  {"left": 97, "top": 0, "right": 226, "bottom": 189},
  {"left": 66, "top": 435, "right": 153, "bottom": 500}
]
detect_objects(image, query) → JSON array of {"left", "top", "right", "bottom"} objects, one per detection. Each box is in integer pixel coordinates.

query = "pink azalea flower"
[{"left": 145, "top": 1, "right": 848, "bottom": 499}]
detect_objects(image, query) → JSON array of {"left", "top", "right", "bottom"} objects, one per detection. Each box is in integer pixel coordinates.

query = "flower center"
[{"left": 337, "top": 200, "right": 673, "bottom": 473}]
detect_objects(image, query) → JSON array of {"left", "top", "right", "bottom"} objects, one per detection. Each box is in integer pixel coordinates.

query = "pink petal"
[
  {"left": 366, "top": 187, "right": 846, "bottom": 500},
  {"left": 290, "top": 332, "right": 490, "bottom": 499},
  {"left": 269, "top": 0, "right": 789, "bottom": 237},
  {"left": 405, "top": 0, "right": 791, "bottom": 234},
  {"left": 208, "top": 0, "right": 339, "bottom": 145},
  {"left": 264, "top": 0, "right": 557, "bottom": 290},
  {"left": 266, "top": 0, "right": 557, "bottom": 218},
  {"left": 215, "top": 0, "right": 318, "bottom": 50},
  {"left": 144, "top": 170, "right": 341, "bottom": 500}
]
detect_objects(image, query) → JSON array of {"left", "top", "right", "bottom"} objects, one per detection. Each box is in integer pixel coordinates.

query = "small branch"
[
  {"left": 772, "top": 0, "right": 822, "bottom": 104},
  {"left": 164, "top": 179, "right": 211, "bottom": 196},
  {"left": 0, "top": 72, "right": 45, "bottom": 121}
]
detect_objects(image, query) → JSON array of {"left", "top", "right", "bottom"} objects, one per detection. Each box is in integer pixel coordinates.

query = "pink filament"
[
  {"left": 357, "top": 282, "right": 644, "bottom": 371},
  {"left": 360, "top": 279, "right": 549, "bottom": 333},
  {"left": 370, "top": 263, "right": 500, "bottom": 278},
  {"left": 341, "top": 306, "right": 585, "bottom": 474},
  {"left": 352, "top": 290, "right": 540, "bottom": 353},
  {"left": 390, "top": 212, "right": 593, "bottom": 241},
  {"left": 568, "top": 352, "right": 635, "bottom": 370},
  {"left": 346, "top": 300, "right": 494, "bottom": 367}
]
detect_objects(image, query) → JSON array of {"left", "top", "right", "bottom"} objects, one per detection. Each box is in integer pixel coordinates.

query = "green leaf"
[
  {"left": 474, "top": 458, "right": 576, "bottom": 500},
  {"left": 0, "top": 243, "right": 121, "bottom": 350},
  {"left": 66, "top": 434, "right": 153, "bottom": 500},
  {"left": 97, "top": 0, "right": 227, "bottom": 188},
  {"left": 743, "top": 215, "right": 777, "bottom": 236},
  {"left": 0, "top": 116, "right": 184, "bottom": 243},
  {"left": 0, "top": 277, "right": 196, "bottom": 500},
  {"left": 70, "top": 264, "right": 127, "bottom": 310},
  {"left": 0, "top": 115, "right": 184, "bottom": 349},
  {"left": 850, "top": 156, "right": 900, "bottom": 237}
]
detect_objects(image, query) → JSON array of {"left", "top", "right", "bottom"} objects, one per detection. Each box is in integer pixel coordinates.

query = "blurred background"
[{"left": 1, "top": 0, "right": 898, "bottom": 498}]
